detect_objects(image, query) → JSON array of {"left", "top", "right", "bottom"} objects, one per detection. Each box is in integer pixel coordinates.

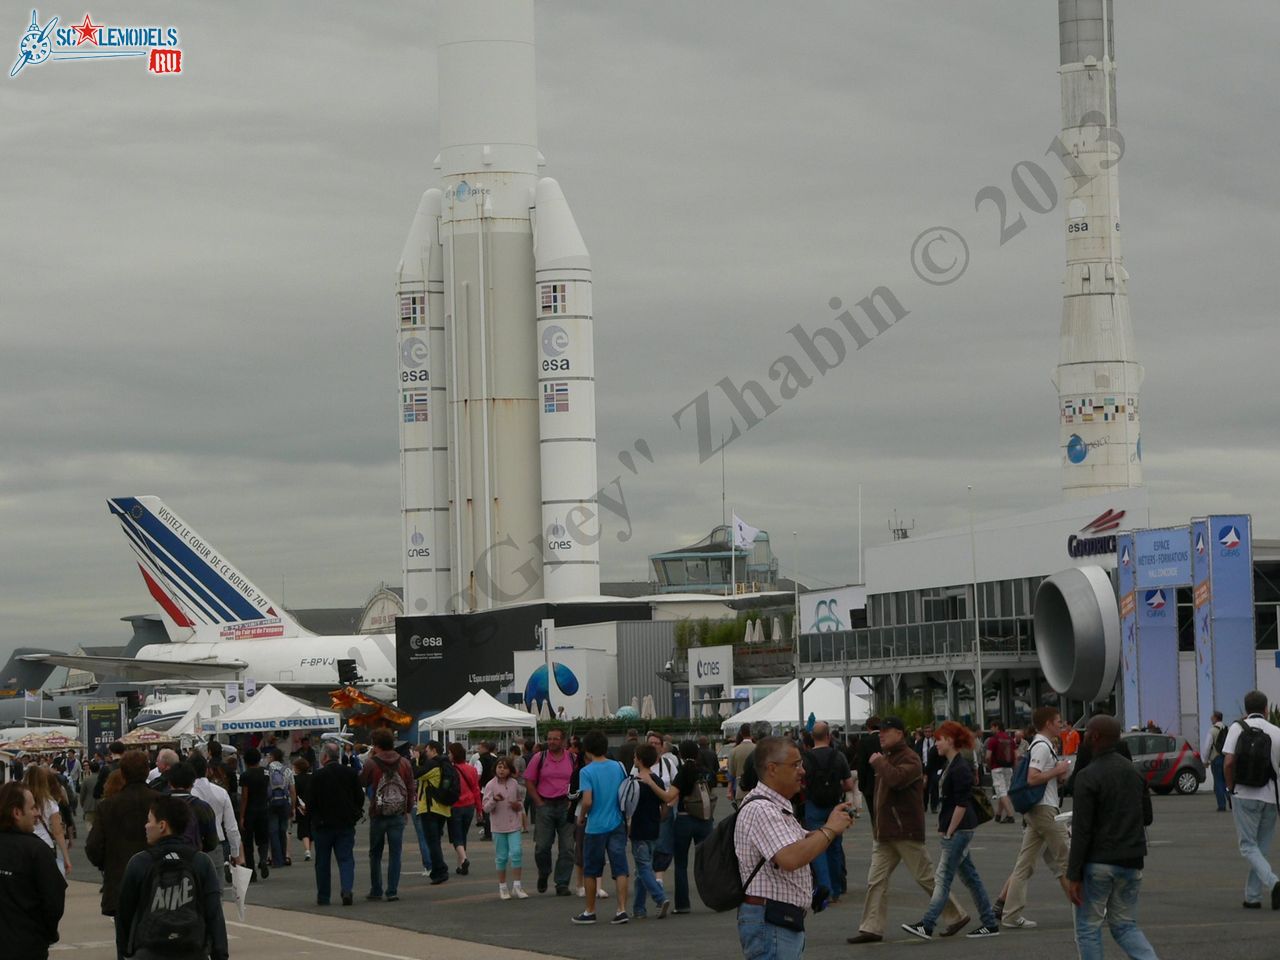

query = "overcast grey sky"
[{"left": 3, "top": 1, "right": 1277, "bottom": 658}]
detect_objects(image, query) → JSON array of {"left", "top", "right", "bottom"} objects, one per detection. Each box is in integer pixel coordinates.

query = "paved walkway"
[{"left": 52, "top": 878, "right": 571, "bottom": 959}]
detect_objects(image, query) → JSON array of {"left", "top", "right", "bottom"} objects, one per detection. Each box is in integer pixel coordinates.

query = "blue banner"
[
  {"left": 1134, "top": 527, "right": 1192, "bottom": 589},
  {"left": 1192, "top": 519, "right": 1214, "bottom": 745},
  {"left": 1116, "top": 533, "right": 1140, "bottom": 730},
  {"left": 1207, "top": 514, "right": 1256, "bottom": 720}
]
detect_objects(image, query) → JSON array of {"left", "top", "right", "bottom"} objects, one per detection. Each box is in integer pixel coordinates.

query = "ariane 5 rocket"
[
  {"left": 398, "top": 0, "right": 600, "bottom": 615},
  {"left": 1054, "top": 0, "right": 1143, "bottom": 499}
]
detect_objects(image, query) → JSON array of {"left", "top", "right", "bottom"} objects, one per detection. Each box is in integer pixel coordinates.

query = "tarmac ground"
[{"left": 64, "top": 789, "right": 1280, "bottom": 958}]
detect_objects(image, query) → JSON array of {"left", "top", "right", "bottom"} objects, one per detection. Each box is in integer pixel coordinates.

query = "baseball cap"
[{"left": 880, "top": 716, "right": 906, "bottom": 732}]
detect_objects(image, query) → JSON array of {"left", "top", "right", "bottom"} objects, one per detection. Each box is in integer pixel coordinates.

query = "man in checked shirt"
[{"left": 735, "top": 736, "right": 854, "bottom": 959}]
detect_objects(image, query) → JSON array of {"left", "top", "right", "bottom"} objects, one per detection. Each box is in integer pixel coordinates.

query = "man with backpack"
[
  {"left": 167, "top": 763, "right": 221, "bottom": 857},
  {"left": 995, "top": 706, "right": 1073, "bottom": 929},
  {"left": 986, "top": 721, "right": 1017, "bottom": 824},
  {"left": 1222, "top": 690, "right": 1280, "bottom": 909},
  {"left": 801, "top": 722, "right": 853, "bottom": 905},
  {"left": 526, "top": 728, "right": 579, "bottom": 895},
  {"left": 571, "top": 730, "right": 631, "bottom": 925},
  {"left": 414, "top": 740, "right": 457, "bottom": 886},
  {"left": 114, "top": 793, "right": 228, "bottom": 960},
  {"left": 358, "top": 728, "right": 415, "bottom": 902},
  {"left": 265, "top": 748, "right": 296, "bottom": 868},
  {"left": 733, "top": 735, "right": 853, "bottom": 958},
  {"left": 1202, "top": 710, "right": 1228, "bottom": 813}
]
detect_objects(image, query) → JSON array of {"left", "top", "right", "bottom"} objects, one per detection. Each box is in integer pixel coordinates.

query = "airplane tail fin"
[
  {"left": 0, "top": 647, "right": 61, "bottom": 697},
  {"left": 107, "top": 496, "right": 311, "bottom": 642}
]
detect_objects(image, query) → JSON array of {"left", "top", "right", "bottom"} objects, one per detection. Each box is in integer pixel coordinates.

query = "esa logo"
[
  {"left": 540, "top": 325, "right": 570, "bottom": 371},
  {"left": 401, "top": 369, "right": 430, "bottom": 383},
  {"left": 541, "top": 358, "right": 570, "bottom": 372},
  {"left": 409, "top": 635, "right": 444, "bottom": 650}
]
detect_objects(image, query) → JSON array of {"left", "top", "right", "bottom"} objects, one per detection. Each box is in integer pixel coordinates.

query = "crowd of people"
[{"left": 3, "top": 691, "right": 1280, "bottom": 959}]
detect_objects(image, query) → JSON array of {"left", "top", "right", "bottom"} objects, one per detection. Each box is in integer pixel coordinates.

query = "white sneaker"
[
  {"left": 421, "top": 869, "right": 432, "bottom": 876},
  {"left": 499, "top": 884, "right": 512, "bottom": 900},
  {"left": 1007, "top": 917, "right": 1038, "bottom": 929},
  {"left": 513, "top": 885, "right": 529, "bottom": 899},
  {"left": 577, "top": 886, "right": 586, "bottom": 897},
  {"left": 598, "top": 887, "right": 610, "bottom": 899}
]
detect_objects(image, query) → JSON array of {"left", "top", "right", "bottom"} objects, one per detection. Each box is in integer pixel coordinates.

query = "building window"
[{"left": 540, "top": 283, "right": 567, "bottom": 315}]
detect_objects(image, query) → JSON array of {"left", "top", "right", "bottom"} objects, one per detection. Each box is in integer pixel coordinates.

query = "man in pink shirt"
[{"left": 526, "top": 728, "right": 577, "bottom": 895}]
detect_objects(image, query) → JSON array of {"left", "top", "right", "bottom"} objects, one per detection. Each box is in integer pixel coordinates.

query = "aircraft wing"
[{"left": 19, "top": 653, "right": 248, "bottom": 683}]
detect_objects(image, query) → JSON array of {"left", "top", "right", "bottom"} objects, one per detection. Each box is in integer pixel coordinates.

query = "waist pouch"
[{"left": 764, "top": 898, "right": 806, "bottom": 932}]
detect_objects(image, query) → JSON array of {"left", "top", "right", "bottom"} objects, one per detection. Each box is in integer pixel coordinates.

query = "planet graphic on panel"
[{"left": 523, "top": 661, "right": 580, "bottom": 711}]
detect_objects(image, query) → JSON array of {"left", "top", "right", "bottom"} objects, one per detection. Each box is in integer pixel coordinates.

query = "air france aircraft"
[{"left": 22, "top": 497, "right": 397, "bottom": 703}]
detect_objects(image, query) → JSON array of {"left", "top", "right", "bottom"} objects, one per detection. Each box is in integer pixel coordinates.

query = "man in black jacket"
[
  {"left": 0, "top": 782, "right": 66, "bottom": 960},
  {"left": 1067, "top": 715, "right": 1158, "bottom": 960},
  {"left": 853, "top": 717, "right": 882, "bottom": 825},
  {"left": 310, "top": 742, "right": 365, "bottom": 906}
]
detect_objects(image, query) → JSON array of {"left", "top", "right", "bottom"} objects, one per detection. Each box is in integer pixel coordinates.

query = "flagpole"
[{"left": 729, "top": 507, "right": 735, "bottom": 598}]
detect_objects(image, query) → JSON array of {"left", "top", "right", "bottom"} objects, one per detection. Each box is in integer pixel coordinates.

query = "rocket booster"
[
  {"left": 399, "top": 0, "right": 599, "bottom": 613},
  {"left": 1054, "top": 0, "right": 1143, "bottom": 499}
]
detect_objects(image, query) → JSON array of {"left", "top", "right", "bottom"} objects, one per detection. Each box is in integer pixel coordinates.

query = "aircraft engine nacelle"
[{"left": 1033, "top": 565, "right": 1120, "bottom": 702}]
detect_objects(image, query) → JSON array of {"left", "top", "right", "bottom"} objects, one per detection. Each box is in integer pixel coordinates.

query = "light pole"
[
  {"left": 968, "top": 485, "right": 985, "bottom": 729},
  {"left": 794, "top": 530, "right": 804, "bottom": 730}
]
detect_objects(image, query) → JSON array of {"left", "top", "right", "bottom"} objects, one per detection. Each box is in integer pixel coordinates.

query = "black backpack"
[
  {"left": 694, "top": 795, "right": 768, "bottom": 912},
  {"left": 1213, "top": 722, "right": 1229, "bottom": 755},
  {"left": 430, "top": 759, "right": 461, "bottom": 806},
  {"left": 1232, "top": 720, "right": 1276, "bottom": 789},
  {"left": 129, "top": 845, "right": 206, "bottom": 956},
  {"left": 804, "top": 748, "right": 843, "bottom": 808}
]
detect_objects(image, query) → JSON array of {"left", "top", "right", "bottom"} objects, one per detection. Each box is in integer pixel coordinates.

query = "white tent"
[
  {"left": 418, "top": 692, "right": 475, "bottom": 731},
  {"left": 169, "top": 688, "right": 226, "bottom": 737},
  {"left": 201, "top": 684, "right": 339, "bottom": 734},
  {"left": 425, "top": 690, "right": 538, "bottom": 734},
  {"left": 720, "top": 678, "right": 869, "bottom": 735}
]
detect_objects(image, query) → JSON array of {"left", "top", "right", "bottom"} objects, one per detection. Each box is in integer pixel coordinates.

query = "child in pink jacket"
[{"left": 482, "top": 756, "right": 527, "bottom": 899}]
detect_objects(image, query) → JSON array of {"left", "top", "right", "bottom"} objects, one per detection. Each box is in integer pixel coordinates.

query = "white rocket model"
[
  {"left": 1054, "top": 0, "right": 1143, "bottom": 499},
  {"left": 397, "top": 0, "right": 600, "bottom": 613}
]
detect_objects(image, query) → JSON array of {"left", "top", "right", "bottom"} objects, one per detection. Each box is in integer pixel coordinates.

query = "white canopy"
[
  {"left": 201, "top": 684, "right": 339, "bottom": 734},
  {"left": 424, "top": 690, "right": 537, "bottom": 734},
  {"left": 418, "top": 692, "right": 475, "bottom": 731},
  {"left": 169, "top": 688, "right": 226, "bottom": 737},
  {"left": 720, "top": 678, "right": 869, "bottom": 735}
]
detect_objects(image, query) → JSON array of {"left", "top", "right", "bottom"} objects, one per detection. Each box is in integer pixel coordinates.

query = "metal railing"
[{"left": 799, "top": 617, "right": 1037, "bottom": 669}]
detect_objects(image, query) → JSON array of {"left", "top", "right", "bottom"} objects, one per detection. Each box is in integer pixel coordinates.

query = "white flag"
[{"left": 732, "top": 514, "right": 760, "bottom": 550}]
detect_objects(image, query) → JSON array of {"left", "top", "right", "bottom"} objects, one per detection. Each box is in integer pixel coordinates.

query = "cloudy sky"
[{"left": 3, "top": 1, "right": 1277, "bottom": 659}]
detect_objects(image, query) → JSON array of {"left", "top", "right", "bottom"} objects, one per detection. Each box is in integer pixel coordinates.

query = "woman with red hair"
[{"left": 901, "top": 721, "right": 1001, "bottom": 940}]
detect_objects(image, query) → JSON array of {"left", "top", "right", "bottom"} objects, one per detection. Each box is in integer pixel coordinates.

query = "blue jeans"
[
  {"left": 268, "top": 803, "right": 291, "bottom": 865},
  {"left": 737, "top": 901, "right": 805, "bottom": 960},
  {"left": 803, "top": 800, "right": 845, "bottom": 897},
  {"left": 368, "top": 814, "right": 406, "bottom": 897},
  {"left": 422, "top": 812, "right": 449, "bottom": 882},
  {"left": 1074, "top": 863, "right": 1158, "bottom": 960},
  {"left": 1232, "top": 796, "right": 1279, "bottom": 902},
  {"left": 410, "top": 804, "right": 433, "bottom": 870},
  {"left": 1211, "top": 755, "right": 1228, "bottom": 810},
  {"left": 631, "top": 838, "right": 668, "bottom": 916},
  {"left": 673, "top": 812, "right": 714, "bottom": 910},
  {"left": 921, "top": 830, "right": 996, "bottom": 931},
  {"left": 312, "top": 824, "right": 355, "bottom": 903}
]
